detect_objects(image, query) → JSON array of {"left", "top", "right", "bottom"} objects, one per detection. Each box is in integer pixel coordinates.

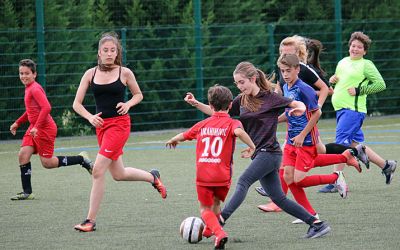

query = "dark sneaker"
[
  {"left": 303, "top": 221, "right": 331, "bottom": 239},
  {"left": 342, "top": 150, "right": 362, "bottom": 173},
  {"left": 79, "top": 151, "right": 93, "bottom": 175},
  {"left": 255, "top": 186, "right": 269, "bottom": 197},
  {"left": 317, "top": 184, "right": 338, "bottom": 193},
  {"left": 355, "top": 144, "right": 369, "bottom": 169},
  {"left": 150, "top": 169, "right": 167, "bottom": 199},
  {"left": 382, "top": 160, "right": 397, "bottom": 184},
  {"left": 10, "top": 192, "right": 35, "bottom": 200},
  {"left": 335, "top": 171, "right": 348, "bottom": 198},
  {"left": 74, "top": 219, "right": 96, "bottom": 232},
  {"left": 214, "top": 231, "right": 228, "bottom": 249}
]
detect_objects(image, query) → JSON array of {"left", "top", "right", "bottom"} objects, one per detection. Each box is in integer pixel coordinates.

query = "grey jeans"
[{"left": 221, "top": 151, "right": 315, "bottom": 225}]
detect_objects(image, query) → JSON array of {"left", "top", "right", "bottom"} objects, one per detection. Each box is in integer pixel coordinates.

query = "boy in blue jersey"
[{"left": 278, "top": 54, "right": 360, "bottom": 218}]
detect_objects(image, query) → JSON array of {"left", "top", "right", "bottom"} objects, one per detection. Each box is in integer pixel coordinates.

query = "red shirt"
[
  {"left": 16, "top": 81, "right": 55, "bottom": 129},
  {"left": 183, "top": 112, "right": 242, "bottom": 186}
]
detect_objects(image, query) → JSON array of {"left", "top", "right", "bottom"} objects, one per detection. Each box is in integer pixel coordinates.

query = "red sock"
[
  {"left": 288, "top": 183, "right": 316, "bottom": 215},
  {"left": 201, "top": 209, "right": 223, "bottom": 235},
  {"left": 296, "top": 174, "right": 338, "bottom": 188},
  {"left": 313, "top": 154, "right": 346, "bottom": 167},
  {"left": 279, "top": 168, "right": 288, "bottom": 195}
]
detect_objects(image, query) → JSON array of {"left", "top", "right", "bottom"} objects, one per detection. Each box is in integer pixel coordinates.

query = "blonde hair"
[
  {"left": 280, "top": 36, "right": 308, "bottom": 63},
  {"left": 233, "top": 61, "right": 273, "bottom": 112},
  {"left": 97, "top": 32, "right": 123, "bottom": 71}
]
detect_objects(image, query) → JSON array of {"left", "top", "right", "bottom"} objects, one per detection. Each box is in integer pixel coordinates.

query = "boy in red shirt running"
[
  {"left": 9, "top": 59, "right": 93, "bottom": 200},
  {"left": 166, "top": 85, "right": 255, "bottom": 249}
]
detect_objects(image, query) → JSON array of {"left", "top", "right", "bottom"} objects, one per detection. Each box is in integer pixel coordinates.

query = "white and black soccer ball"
[{"left": 179, "top": 216, "right": 205, "bottom": 244}]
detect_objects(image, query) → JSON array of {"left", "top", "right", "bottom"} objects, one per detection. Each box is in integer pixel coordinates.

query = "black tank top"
[{"left": 91, "top": 67, "right": 126, "bottom": 118}]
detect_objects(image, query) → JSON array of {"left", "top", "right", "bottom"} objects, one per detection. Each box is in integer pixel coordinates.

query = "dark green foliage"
[{"left": 0, "top": 0, "right": 399, "bottom": 139}]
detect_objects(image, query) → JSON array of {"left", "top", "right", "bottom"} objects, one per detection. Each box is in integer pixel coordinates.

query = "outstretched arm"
[
  {"left": 234, "top": 127, "right": 255, "bottom": 158},
  {"left": 166, "top": 133, "right": 186, "bottom": 149},
  {"left": 184, "top": 92, "right": 213, "bottom": 116}
]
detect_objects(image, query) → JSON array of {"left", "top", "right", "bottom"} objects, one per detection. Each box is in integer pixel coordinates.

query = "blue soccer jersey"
[{"left": 283, "top": 79, "right": 319, "bottom": 146}]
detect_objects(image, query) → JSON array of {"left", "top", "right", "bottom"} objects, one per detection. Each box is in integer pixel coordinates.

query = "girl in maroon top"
[{"left": 10, "top": 59, "right": 93, "bottom": 201}]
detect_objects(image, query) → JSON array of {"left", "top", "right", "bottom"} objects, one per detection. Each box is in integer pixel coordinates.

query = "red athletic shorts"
[
  {"left": 21, "top": 123, "right": 57, "bottom": 158},
  {"left": 96, "top": 115, "right": 130, "bottom": 160},
  {"left": 283, "top": 144, "right": 317, "bottom": 172},
  {"left": 196, "top": 185, "right": 230, "bottom": 207}
]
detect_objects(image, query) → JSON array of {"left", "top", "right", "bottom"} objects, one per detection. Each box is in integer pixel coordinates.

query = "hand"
[
  {"left": 290, "top": 134, "right": 305, "bottom": 148},
  {"left": 166, "top": 140, "right": 179, "bottom": 149},
  {"left": 184, "top": 92, "right": 198, "bottom": 107},
  {"left": 347, "top": 87, "right": 356, "bottom": 96},
  {"left": 116, "top": 102, "right": 130, "bottom": 115},
  {"left": 329, "top": 75, "right": 338, "bottom": 84},
  {"left": 241, "top": 147, "right": 255, "bottom": 158},
  {"left": 29, "top": 127, "right": 38, "bottom": 137},
  {"left": 288, "top": 107, "right": 305, "bottom": 116},
  {"left": 88, "top": 112, "right": 104, "bottom": 128},
  {"left": 10, "top": 122, "right": 18, "bottom": 136}
]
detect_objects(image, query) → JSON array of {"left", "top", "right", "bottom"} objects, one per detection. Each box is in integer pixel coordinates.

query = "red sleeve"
[
  {"left": 183, "top": 120, "right": 204, "bottom": 140},
  {"left": 31, "top": 86, "right": 52, "bottom": 128},
  {"left": 232, "top": 119, "right": 243, "bottom": 136},
  {"left": 15, "top": 112, "right": 28, "bottom": 125}
]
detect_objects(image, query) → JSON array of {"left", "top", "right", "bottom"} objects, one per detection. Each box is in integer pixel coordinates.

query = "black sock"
[
  {"left": 325, "top": 143, "right": 351, "bottom": 154},
  {"left": 383, "top": 160, "right": 389, "bottom": 171},
  {"left": 20, "top": 162, "right": 32, "bottom": 194},
  {"left": 57, "top": 156, "right": 84, "bottom": 167}
]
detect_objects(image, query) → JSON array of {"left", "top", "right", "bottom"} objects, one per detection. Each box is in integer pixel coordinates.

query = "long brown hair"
[
  {"left": 233, "top": 61, "right": 273, "bottom": 112},
  {"left": 97, "top": 32, "right": 123, "bottom": 71}
]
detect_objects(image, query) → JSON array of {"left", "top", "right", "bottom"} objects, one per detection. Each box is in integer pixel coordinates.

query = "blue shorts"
[{"left": 335, "top": 109, "right": 366, "bottom": 146}]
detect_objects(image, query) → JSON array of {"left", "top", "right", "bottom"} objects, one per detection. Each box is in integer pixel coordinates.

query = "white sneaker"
[
  {"left": 292, "top": 213, "right": 319, "bottom": 224},
  {"left": 335, "top": 171, "right": 348, "bottom": 198}
]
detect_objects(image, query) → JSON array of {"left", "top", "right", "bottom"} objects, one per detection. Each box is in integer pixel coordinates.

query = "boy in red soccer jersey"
[
  {"left": 9, "top": 59, "right": 93, "bottom": 200},
  {"left": 166, "top": 85, "right": 255, "bottom": 249}
]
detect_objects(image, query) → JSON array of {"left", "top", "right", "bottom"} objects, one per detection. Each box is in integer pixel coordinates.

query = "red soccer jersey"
[
  {"left": 183, "top": 112, "right": 242, "bottom": 186},
  {"left": 16, "top": 81, "right": 55, "bottom": 129}
]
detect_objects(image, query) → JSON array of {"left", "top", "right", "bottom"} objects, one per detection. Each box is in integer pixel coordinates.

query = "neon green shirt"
[{"left": 331, "top": 57, "right": 386, "bottom": 113}]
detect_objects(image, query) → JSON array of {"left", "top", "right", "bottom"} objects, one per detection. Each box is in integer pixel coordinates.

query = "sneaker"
[
  {"left": 382, "top": 160, "right": 397, "bottom": 184},
  {"left": 203, "top": 226, "right": 213, "bottom": 238},
  {"left": 292, "top": 214, "right": 319, "bottom": 224},
  {"left": 335, "top": 171, "right": 348, "bottom": 198},
  {"left": 10, "top": 192, "right": 35, "bottom": 200},
  {"left": 355, "top": 144, "right": 369, "bottom": 169},
  {"left": 255, "top": 186, "right": 269, "bottom": 197},
  {"left": 303, "top": 221, "right": 331, "bottom": 239},
  {"left": 74, "top": 219, "right": 96, "bottom": 232},
  {"left": 342, "top": 150, "right": 362, "bottom": 173},
  {"left": 257, "top": 202, "right": 282, "bottom": 212},
  {"left": 317, "top": 184, "right": 338, "bottom": 193},
  {"left": 79, "top": 151, "right": 93, "bottom": 175},
  {"left": 150, "top": 169, "right": 167, "bottom": 199},
  {"left": 214, "top": 231, "right": 228, "bottom": 249}
]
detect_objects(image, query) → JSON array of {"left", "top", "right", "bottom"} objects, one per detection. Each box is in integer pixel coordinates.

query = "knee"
[
  {"left": 41, "top": 160, "right": 53, "bottom": 169},
  {"left": 112, "top": 174, "right": 124, "bottom": 181},
  {"left": 92, "top": 165, "right": 106, "bottom": 179}
]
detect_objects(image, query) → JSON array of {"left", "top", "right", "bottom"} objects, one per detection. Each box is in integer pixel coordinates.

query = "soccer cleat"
[
  {"left": 342, "top": 150, "right": 362, "bottom": 173},
  {"left": 292, "top": 214, "right": 319, "bottom": 224},
  {"left": 79, "top": 151, "right": 93, "bottom": 175},
  {"left": 355, "top": 144, "right": 369, "bottom": 169},
  {"left": 257, "top": 202, "right": 282, "bottom": 212},
  {"left": 382, "top": 160, "right": 397, "bottom": 185},
  {"left": 150, "top": 169, "right": 167, "bottom": 199},
  {"left": 335, "top": 171, "right": 348, "bottom": 198},
  {"left": 303, "top": 221, "right": 331, "bottom": 239},
  {"left": 10, "top": 192, "right": 35, "bottom": 200},
  {"left": 214, "top": 231, "right": 228, "bottom": 249},
  {"left": 202, "top": 226, "right": 214, "bottom": 238},
  {"left": 318, "top": 184, "right": 338, "bottom": 193},
  {"left": 255, "top": 186, "right": 269, "bottom": 197},
  {"left": 74, "top": 219, "right": 96, "bottom": 232}
]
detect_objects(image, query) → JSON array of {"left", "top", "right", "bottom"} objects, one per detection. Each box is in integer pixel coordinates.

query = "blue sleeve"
[{"left": 300, "top": 85, "right": 319, "bottom": 110}]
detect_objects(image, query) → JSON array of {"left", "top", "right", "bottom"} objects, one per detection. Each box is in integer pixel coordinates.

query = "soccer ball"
[{"left": 179, "top": 216, "right": 205, "bottom": 244}]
